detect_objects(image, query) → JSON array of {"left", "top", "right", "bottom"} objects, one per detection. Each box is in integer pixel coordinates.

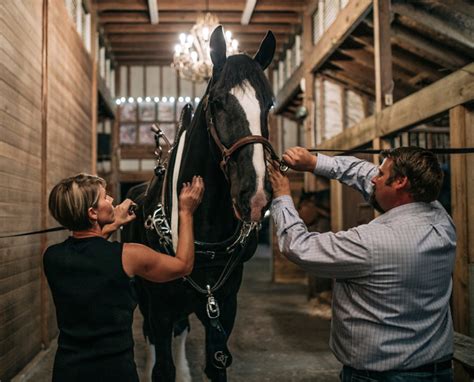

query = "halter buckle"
[{"left": 206, "top": 285, "right": 220, "bottom": 319}]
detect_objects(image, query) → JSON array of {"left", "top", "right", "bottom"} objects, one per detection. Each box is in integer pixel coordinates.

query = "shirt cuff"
[{"left": 313, "top": 153, "right": 335, "bottom": 178}]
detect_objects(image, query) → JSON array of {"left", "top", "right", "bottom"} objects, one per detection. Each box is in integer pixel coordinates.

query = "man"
[{"left": 268, "top": 147, "right": 455, "bottom": 382}]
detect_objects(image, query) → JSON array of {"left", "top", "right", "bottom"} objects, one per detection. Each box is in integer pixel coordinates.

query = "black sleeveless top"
[{"left": 43, "top": 236, "right": 138, "bottom": 382}]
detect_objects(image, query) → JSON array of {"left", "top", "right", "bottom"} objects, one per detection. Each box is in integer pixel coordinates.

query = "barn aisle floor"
[{"left": 17, "top": 245, "right": 340, "bottom": 382}]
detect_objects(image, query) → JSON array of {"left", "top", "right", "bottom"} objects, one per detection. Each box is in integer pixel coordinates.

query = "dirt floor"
[{"left": 14, "top": 245, "right": 341, "bottom": 382}]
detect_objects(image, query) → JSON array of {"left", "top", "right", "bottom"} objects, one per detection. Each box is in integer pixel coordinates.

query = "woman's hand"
[
  {"left": 114, "top": 199, "right": 137, "bottom": 226},
  {"left": 282, "top": 147, "right": 317, "bottom": 172},
  {"left": 179, "top": 176, "right": 205, "bottom": 215},
  {"left": 268, "top": 161, "right": 291, "bottom": 198},
  {"left": 101, "top": 199, "right": 137, "bottom": 238}
]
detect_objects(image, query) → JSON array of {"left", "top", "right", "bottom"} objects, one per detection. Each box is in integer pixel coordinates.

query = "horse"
[{"left": 123, "top": 26, "right": 277, "bottom": 382}]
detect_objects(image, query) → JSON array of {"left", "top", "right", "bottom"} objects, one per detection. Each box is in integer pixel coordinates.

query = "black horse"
[{"left": 124, "top": 26, "right": 276, "bottom": 382}]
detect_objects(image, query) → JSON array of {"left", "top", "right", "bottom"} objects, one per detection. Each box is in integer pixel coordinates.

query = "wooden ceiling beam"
[
  {"left": 390, "top": 24, "right": 469, "bottom": 70},
  {"left": 350, "top": 35, "right": 444, "bottom": 82},
  {"left": 99, "top": 11, "right": 300, "bottom": 24},
  {"left": 111, "top": 41, "right": 286, "bottom": 52},
  {"left": 419, "top": 0, "right": 474, "bottom": 19},
  {"left": 97, "top": 0, "right": 305, "bottom": 12},
  {"left": 107, "top": 33, "right": 288, "bottom": 44},
  {"left": 104, "top": 23, "right": 293, "bottom": 34},
  {"left": 306, "top": 0, "right": 372, "bottom": 73},
  {"left": 96, "top": 0, "right": 147, "bottom": 12},
  {"left": 392, "top": 3, "right": 474, "bottom": 51}
]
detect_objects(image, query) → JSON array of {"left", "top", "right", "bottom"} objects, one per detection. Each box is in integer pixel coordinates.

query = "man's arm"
[
  {"left": 282, "top": 147, "right": 378, "bottom": 202},
  {"left": 268, "top": 164, "right": 372, "bottom": 279}
]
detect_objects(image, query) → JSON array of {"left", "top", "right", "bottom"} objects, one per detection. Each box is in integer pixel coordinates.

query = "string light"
[{"left": 115, "top": 96, "right": 202, "bottom": 105}]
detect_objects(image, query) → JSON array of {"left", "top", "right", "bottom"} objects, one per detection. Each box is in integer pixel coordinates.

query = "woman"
[{"left": 43, "top": 173, "right": 204, "bottom": 381}]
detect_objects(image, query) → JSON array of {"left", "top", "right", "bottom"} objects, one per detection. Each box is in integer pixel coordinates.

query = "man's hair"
[
  {"left": 48, "top": 174, "right": 106, "bottom": 231},
  {"left": 381, "top": 147, "right": 443, "bottom": 203}
]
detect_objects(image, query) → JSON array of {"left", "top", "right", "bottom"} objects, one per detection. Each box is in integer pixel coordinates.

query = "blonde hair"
[{"left": 48, "top": 174, "right": 106, "bottom": 231}]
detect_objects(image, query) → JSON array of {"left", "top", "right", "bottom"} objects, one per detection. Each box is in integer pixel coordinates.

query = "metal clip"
[
  {"left": 206, "top": 285, "right": 220, "bottom": 319},
  {"left": 279, "top": 161, "right": 289, "bottom": 172}
]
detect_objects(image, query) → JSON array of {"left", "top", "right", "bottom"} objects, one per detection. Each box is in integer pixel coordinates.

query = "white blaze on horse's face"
[{"left": 230, "top": 81, "right": 269, "bottom": 222}]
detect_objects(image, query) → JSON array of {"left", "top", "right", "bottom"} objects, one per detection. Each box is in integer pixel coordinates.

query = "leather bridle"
[{"left": 202, "top": 95, "right": 287, "bottom": 176}]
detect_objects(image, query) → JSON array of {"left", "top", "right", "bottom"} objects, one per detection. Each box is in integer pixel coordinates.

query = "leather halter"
[{"left": 203, "top": 95, "right": 281, "bottom": 175}]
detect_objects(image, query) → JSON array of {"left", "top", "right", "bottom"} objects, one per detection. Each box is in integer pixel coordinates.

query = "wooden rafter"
[{"left": 99, "top": 11, "right": 300, "bottom": 25}]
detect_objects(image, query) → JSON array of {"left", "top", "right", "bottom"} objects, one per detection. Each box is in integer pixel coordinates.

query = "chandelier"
[{"left": 172, "top": 12, "right": 239, "bottom": 83}]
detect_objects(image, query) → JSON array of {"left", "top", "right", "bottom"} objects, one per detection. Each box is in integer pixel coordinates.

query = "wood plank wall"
[
  {"left": 0, "top": 0, "right": 94, "bottom": 379},
  {"left": 1, "top": 1, "right": 45, "bottom": 378}
]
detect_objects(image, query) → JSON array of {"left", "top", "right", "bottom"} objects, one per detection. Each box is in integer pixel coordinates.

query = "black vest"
[{"left": 43, "top": 236, "right": 138, "bottom": 381}]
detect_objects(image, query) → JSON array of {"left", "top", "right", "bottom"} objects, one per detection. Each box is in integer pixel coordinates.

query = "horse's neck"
[{"left": 173, "top": 117, "right": 238, "bottom": 244}]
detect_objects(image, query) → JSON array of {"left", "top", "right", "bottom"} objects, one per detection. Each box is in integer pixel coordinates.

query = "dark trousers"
[{"left": 340, "top": 363, "right": 453, "bottom": 382}]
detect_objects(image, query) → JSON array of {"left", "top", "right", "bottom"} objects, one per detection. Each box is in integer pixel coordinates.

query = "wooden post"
[
  {"left": 111, "top": 66, "right": 121, "bottom": 199},
  {"left": 373, "top": 0, "right": 393, "bottom": 112},
  {"left": 450, "top": 104, "right": 473, "bottom": 335},
  {"left": 90, "top": 6, "right": 98, "bottom": 174},
  {"left": 373, "top": 0, "right": 392, "bottom": 179},
  {"left": 450, "top": 104, "right": 473, "bottom": 381},
  {"left": 40, "top": 0, "right": 49, "bottom": 349},
  {"left": 302, "top": 7, "right": 316, "bottom": 191}
]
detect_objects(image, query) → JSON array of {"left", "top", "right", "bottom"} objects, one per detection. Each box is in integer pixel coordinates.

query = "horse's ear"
[
  {"left": 210, "top": 26, "right": 227, "bottom": 73},
  {"left": 253, "top": 31, "right": 275, "bottom": 70}
]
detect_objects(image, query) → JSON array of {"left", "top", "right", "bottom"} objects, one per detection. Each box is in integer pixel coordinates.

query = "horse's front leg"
[
  {"left": 148, "top": 312, "right": 175, "bottom": 382},
  {"left": 195, "top": 269, "right": 242, "bottom": 382}
]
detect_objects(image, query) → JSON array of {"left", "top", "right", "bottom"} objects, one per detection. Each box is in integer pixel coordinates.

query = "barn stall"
[{"left": 1, "top": 0, "right": 474, "bottom": 381}]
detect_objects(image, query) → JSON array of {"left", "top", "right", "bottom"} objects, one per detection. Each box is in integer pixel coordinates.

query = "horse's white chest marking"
[{"left": 171, "top": 130, "right": 187, "bottom": 251}]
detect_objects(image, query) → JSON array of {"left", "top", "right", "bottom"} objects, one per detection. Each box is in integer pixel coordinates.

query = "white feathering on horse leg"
[
  {"left": 145, "top": 340, "right": 156, "bottom": 382},
  {"left": 173, "top": 327, "right": 191, "bottom": 382}
]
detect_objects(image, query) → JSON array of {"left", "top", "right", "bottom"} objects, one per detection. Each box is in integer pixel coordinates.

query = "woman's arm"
[{"left": 122, "top": 176, "right": 204, "bottom": 282}]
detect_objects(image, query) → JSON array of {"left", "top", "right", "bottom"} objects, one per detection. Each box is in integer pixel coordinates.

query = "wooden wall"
[
  {"left": 0, "top": 0, "right": 94, "bottom": 379},
  {"left": 1, "top": 1, "right": 44, "bottom": 377}
]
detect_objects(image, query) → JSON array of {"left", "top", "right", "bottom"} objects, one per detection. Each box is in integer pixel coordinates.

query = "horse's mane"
[{"left": 212, "top": 55, "right": 274, "bottom": 108}]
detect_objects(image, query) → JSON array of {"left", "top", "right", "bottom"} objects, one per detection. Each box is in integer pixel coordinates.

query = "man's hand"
[
  {"left": 268, "top": 161, "right": 291, "bottom": 198},
  {"left": 179, "top": 176, "right": 205, "bottom": 215},
  {"left": 282, "top": 147, "right": 317, "bottom": 173}
]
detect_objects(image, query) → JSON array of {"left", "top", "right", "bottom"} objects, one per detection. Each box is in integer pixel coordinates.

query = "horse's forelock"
[{"left": 212, "top": 54, "right": 274, "bottom": 107}]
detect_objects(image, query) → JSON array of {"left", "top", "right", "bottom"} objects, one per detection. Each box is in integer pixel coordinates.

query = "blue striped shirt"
[{"left": 271, "top": 154, "right": 456, "bottom": 371}]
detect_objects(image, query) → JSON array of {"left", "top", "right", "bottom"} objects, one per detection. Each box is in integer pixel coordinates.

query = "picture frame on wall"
[
  {"left": 120, "top": 124, "right": 137, "bottom": 144},
  {"left": 120, "top": 103, "right": 137, "bottom": 122},
  {"left": 138, "top": 123, "right": 155, "bottom": 145},
  {"left": 139, "top": 102, "right": 156, "bottom": 121},
  {"left": 158, "top": 102, "right": 175, "bottom": 122}
]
